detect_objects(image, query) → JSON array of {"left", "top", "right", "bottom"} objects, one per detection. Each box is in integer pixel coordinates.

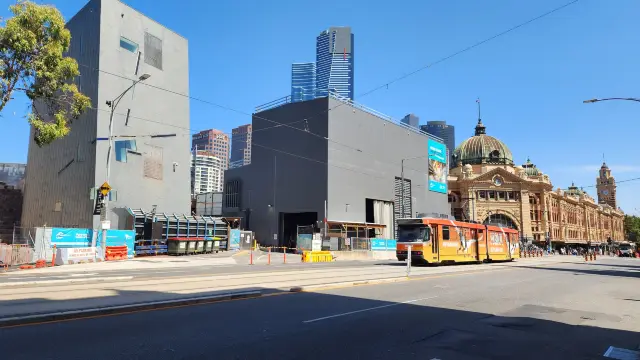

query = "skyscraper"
[
  {"left": 291, "top": 63, "right": 316, "bottom": 103},
  {"left": 420, "top": 121, "right": 455, "bottom": 167},
  {"left": 230, "top": 124, "right": 252, "bottom": 168},
  {"left": 191, "top": 151, "right": 223, "bottom": 195},
  {"left": 401, "top": 114, "right": 419, "bottom": 128},
  {"left": 192, "top": 129, "right": 230, "bottom": 170},
  {"left": 315, "top": 27, "right": 354, "bottom": 100}
]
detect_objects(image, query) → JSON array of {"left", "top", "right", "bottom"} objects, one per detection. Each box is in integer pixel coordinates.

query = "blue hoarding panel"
[
  {"left": 386, "top": 239, "right": 397, "bottom": 250},
  {"left": 51, "top": 228, "right": 93, "bottom": 248},
  {"left": 229, "top": 229, "right": 241, "bottom": 250},
  {"left": 96, "top": 230, "right": 136, "bottom": 258},
  {"left": 428, "top": 139, "right": 448, "bottom": 194},
  {"left": 371, "top": 239, "right": 387, "bottom": 251}
]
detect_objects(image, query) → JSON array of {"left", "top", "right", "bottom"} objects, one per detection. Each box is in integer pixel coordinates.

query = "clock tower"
[{"left": 596, "top": 162, "right": 617, "bottom": 208}]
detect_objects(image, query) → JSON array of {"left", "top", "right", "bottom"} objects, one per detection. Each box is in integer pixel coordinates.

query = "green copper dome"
[
  {"left": 522, "top": 157, "right": 540, "bottom": 176},
  {"left": 452, "top": 120, "right": 514, "bottom": 166}
]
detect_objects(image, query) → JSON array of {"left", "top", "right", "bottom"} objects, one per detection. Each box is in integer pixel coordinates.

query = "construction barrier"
[
  {"left": 302, "top": 251, "right": 334, "bottom": 263},
  {"left": 105, "top": 245, "right": 128, "bottom": 261}
]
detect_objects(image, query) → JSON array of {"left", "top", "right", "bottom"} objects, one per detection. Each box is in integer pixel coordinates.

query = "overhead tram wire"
[{"left": 73, "top": 0, "right": 581, "bottom": 156}]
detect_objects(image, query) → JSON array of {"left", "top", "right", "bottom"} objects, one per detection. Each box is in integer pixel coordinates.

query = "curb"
[
  {"left": 0, "top": 290, "right": 262, "bottom": 327},
  {"left": 289, "top": 276, "right": 408, "bottom": 292},
  {"left": 0, "top": 276, "right": 134, "bottom": 288}
]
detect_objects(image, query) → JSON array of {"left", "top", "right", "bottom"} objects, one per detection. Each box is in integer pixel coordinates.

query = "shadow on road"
[
  {"left": 0, "top": 281, "right": 637, "bottom": 359},
  {"left": 518, "top": 263, "right": 640, "bottom": 279}
]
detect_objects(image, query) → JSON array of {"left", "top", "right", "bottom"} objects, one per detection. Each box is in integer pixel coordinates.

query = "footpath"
[{"left": 0, "top": 255, "right": 578, "bottom": 326}]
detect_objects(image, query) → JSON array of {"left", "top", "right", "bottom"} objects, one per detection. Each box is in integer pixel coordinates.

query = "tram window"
[{"left": 442, "top": 226, "right": 450, "bottom": 240}]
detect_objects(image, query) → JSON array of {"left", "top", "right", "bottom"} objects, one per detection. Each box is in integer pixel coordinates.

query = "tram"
[{"left": 396, "top": 217, "right": 520, "bottom": 264}]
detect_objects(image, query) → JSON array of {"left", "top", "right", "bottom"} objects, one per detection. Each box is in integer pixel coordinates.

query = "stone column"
[{"left": 520, "top": 190, "right": 533, "bottom": 240}]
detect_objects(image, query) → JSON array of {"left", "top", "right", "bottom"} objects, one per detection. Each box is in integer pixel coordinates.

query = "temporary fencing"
[
  {"left": 105, "top": 246, "right": 128, "bottom": 261},
  {"left": 0, "top": 243, "right": 34, "bottom": 268}
]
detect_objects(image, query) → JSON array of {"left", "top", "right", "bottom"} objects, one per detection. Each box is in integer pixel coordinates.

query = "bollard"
[
  {"left": 283, "top": 247, "right": 287, "bottom": 264},
  {"left": 51, "top": 244, "right": 57, "bottom": 267},
  {"left": 406, "top": 245, "right": 412, "bottom": 277},
  {"left": 268, "top": 247, "right": 271, "bottom": 265},
  {"left": 250, "top": 248, "right": 254, "bottom": 265}
]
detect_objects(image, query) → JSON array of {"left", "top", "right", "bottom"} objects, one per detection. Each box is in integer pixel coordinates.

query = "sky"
[{"left": 1, "top": 0, "right": 639, "bottom": 214}]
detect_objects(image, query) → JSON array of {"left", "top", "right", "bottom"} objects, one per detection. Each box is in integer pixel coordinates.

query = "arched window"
[
  {"left": 489, "top": 150, "right": 500, "bottom": 160},
  {"left": 483, "top": 213, "right": 518, "bottom": 230}
]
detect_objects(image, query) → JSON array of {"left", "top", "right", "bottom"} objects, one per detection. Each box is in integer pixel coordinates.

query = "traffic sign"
[{"left": 99, "top": 182, "right": 112, "bottom": 196}]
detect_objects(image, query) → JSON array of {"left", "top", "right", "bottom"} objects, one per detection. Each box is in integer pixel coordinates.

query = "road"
[{"left": 1, "top": 257, "right": 639, "bottom": 359}]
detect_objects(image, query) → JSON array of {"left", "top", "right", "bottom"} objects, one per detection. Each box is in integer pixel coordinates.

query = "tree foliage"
[
  {"left": 623, "top": 215, "right": 640, "bottom": 243},
  {"left": 0, "top": 1, "right": 90, "bottom": 146}
]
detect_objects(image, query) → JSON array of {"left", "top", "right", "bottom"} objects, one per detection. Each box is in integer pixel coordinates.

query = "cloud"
[{"left": 560, "top": 165, "right": 640, "bottom": 173}]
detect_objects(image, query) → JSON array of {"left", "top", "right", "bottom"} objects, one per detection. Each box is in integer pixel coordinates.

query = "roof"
[{"left": 453, "top": 120, "right": 514, "bottom": 166}]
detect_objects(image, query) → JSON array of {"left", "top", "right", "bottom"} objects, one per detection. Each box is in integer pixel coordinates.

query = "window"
[
  {"left": 498, "top": 191, "right": 506, "bottom": 200},
  {"left": 442, "top": 226, "right": 450, "bottom": 240},
  {"left": 120, "top": 37, "right": 138, "bottom": 53},
  {"left": 488, "top": 191, "right": 496, "bottom": 200},
  {"left": 115, "top": 140, "right": 137, "bottom": 162},
  {"left": 144, "top": 32, "right": 163, "bottom": 70},
  {"left": 478, "top": 191, "right": 486, "bottom": 200}
]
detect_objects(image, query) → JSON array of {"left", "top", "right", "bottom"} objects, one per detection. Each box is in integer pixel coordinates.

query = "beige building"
[{"left": 447, "top": 119, "right": 624, "bottom": 247}]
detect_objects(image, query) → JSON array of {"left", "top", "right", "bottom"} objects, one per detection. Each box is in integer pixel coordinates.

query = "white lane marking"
[
  {"left": 303, "top": 296, "right": 438, "bottom": 324},
  {"left": 0, "top": 276, "right": 134, "bottom": 287},
  {"left": 70, "top": 273, "right": 99, "bottom": 277}
]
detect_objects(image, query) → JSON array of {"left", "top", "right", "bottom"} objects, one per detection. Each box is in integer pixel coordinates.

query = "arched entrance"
[{"left": 483, "top": 213, "right": 519, "bottom": 230}]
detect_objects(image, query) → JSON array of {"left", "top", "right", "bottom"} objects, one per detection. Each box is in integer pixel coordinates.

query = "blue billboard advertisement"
[
  {"left": 51, "top": 228, "right": 93, "bottom": 248},
  {"left": 427, "top": 139, "right": 448, "bottom": 194}
]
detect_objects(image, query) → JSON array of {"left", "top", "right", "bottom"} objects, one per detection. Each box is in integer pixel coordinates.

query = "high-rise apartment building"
[
  {"left": 191, "top": 151, "right": 223, "bottom": 194},
  {"left": 21, "top": 0, "right": 190, "bottom": 230},
  {"left": 291, "top": 63, "right": 317, "bottom": 103},
  {"left": 315, "top": 27, "right": 354, "bottom": 100},
  {"left": 230, "top": 124, "right": 252, "bottom": 169},
  {"left": 401, "top": 114, "right": 419, "bottom": 128},
  {"left": 192, "top": 129, "right": 229, "bottom": 170},
  {"left": 420, "top": 121, "right": 455, "bottom": 166}
]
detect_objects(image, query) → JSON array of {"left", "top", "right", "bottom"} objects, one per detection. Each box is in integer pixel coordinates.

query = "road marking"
[
  {"left": 0, "top": 276, "right": 133, "bottom": 287},
  {"left": 302, "top": 296, "right": 438, "bottom": 323},
  {"left": 231, "top": 251, "right": 248, "bottom": 257}
]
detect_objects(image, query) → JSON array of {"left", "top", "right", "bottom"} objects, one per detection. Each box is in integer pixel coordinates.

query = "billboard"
[{"left": 427, "top": 139, "right": 447, "bottom": 194}]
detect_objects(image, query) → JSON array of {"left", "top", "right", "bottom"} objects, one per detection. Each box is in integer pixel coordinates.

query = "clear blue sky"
[{"left": 1, "top": 0, "right": 639, "bottom": 214}]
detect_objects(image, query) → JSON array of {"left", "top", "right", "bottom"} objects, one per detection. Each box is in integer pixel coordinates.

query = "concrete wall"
[
  {"left": 21, "top": 0, "right": 102, "bottom": 228},
  {"left": 327, "top": 97, "right": 450, "bottom": 223},
  {"left": 22, "top": 0, "right": 190, "bottom": 230},
  {"left": 224, "top": 98, "right": 329, "bottom": 245}
]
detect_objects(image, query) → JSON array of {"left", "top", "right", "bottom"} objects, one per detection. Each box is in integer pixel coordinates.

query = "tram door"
[{"left": 431, "top": 225, "right": 440, "bottom": 263}]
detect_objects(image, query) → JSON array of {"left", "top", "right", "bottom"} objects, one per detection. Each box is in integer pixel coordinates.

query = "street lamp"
[
  {"left": 400, "top": 155, "right": 431, "bottom": 218},
  {"left": 100, "top": 74, "right": 151, "bottom": 255},
  {"left": 583, "top": 97, "right": 640, "bottom": 104}
]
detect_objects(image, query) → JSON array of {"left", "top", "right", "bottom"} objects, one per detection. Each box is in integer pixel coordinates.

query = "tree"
[
  {"left": 623, "top": 215, "right": 640, "bottom": 243},
  {"left": 0, "top": 1, "right": 90, "bottom": 146}
]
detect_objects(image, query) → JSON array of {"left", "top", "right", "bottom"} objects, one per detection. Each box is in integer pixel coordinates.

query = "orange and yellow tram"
[{"left": 396, "top": 217, "right": 520, "bottom": 264}]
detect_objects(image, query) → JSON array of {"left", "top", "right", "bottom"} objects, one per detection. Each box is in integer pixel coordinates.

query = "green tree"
[
  {"left": 0, "top": 1, "right": 90, "bottom": 146},
  {"left": 623, "top": 215, "right": 640, "bottom": 243}
]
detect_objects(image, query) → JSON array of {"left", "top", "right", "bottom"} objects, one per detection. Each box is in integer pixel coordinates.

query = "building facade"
[
  {"left": 0, "top": 163, "right": 26, "bottom": 190},
  {"left": 192, "top": 129, "right": 229, "bottom": 170},
  {"left": 315, "top": 27, "right": 354, "bottom": 100},
  {"left": 421, "top": 121, "right": 455, "bottom": 166},
  {"left": 223, "top": 95, "right": 450, "bottom": 246},
  {"left": 291, "top": 63, "right": 317, "bottom": 103},
  {"left": 191, "top": 151, "right": 223, "bottom": 194},
  {"left": 21, "top": 0, "right": 190, "bottom": 230},
  {"left": 230, "top": 124, "right": 252, "bottom": 168},
  {"left": 401, "top": 114, "right": 419, "bottom": 129},
  {"left": 447, "top": 119, "right": 624, "bottom": 247},
  {"left": 596, "top": 162, "right": 617, "bottom": 208}
]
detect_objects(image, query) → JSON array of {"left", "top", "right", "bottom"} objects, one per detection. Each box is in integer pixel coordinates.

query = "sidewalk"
[{"left": 0, "top": 256, "right": 575, "bottom": 323}]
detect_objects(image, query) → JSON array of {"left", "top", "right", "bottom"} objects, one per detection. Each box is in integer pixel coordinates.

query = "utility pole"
[{"left": 99, "top": 74, "right": 150, "bottom": 258}]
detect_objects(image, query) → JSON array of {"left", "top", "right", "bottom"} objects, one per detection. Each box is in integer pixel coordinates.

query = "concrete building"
[
  {"left": 0, "top": 163, "right": 26, "bottom": 190},
  {"left": 21, "top": 0, "right": 190, "bottom": 230},
  {"left": 401, "top": 114, "right": 419, "bottom": 129},
  {"left": 230, "top": 124, "right": 252, "bottom": 168},
  {"left": 448, "top": 119, "right": 624, "bottom": 246},
  {"left": 191, "top": 151, "right": 223, "bottom": 194},
  {"left": 315, "top": 27, "right": 354, "bottom": 100},
  {"left": 192, "top": 129, "right": 229, "bottom": 170},
  {"left": 223, "top": 94, "right": 450, "bottom": 246},
  {"left": 291, "top": 63, "right": 317, "bottom": 103},
  {"left": 421, "top": 121, "right": 455, "bottom": 166}
]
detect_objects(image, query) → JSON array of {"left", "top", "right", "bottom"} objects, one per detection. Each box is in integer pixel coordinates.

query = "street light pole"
[
  {"left": 100, "top": 74, "right": 150, "bottom": 257},
  {"left": 583, "top": 97, "right": 640, "bottom": 104}
]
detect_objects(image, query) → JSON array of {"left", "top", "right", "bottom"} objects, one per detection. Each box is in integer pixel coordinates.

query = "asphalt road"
[
  {"left": 0, "top": 255, "right": 393, "bottom": 284},
  {"left": 1, "top": 258, "right": 639, "bottom": 360}
]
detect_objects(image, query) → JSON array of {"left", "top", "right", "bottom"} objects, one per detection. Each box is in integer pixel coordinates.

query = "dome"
[
  {"left": 565, "top": 182, "right": 584, "bottom": 196},
  {"left": 452, "top": 119, "right": 514, "bottom": 166},
  {"left": 522, "top": 157, "right": 540, "bottom": 176}
]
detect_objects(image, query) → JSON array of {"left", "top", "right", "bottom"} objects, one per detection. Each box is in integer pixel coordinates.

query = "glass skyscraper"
[
  {"left": 291, "top": 63, "right": 317, "bottom": 103},
  {"left": 315, "top": 27, "right": 354, "bottom": 100}
]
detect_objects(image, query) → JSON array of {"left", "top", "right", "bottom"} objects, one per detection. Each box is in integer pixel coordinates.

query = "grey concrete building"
[
  {"left": 21, "top": 0, "right": 190, "bottom": 229},
  {"left": 223, "top": 95, "right": 451, "bottom": 246}
]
